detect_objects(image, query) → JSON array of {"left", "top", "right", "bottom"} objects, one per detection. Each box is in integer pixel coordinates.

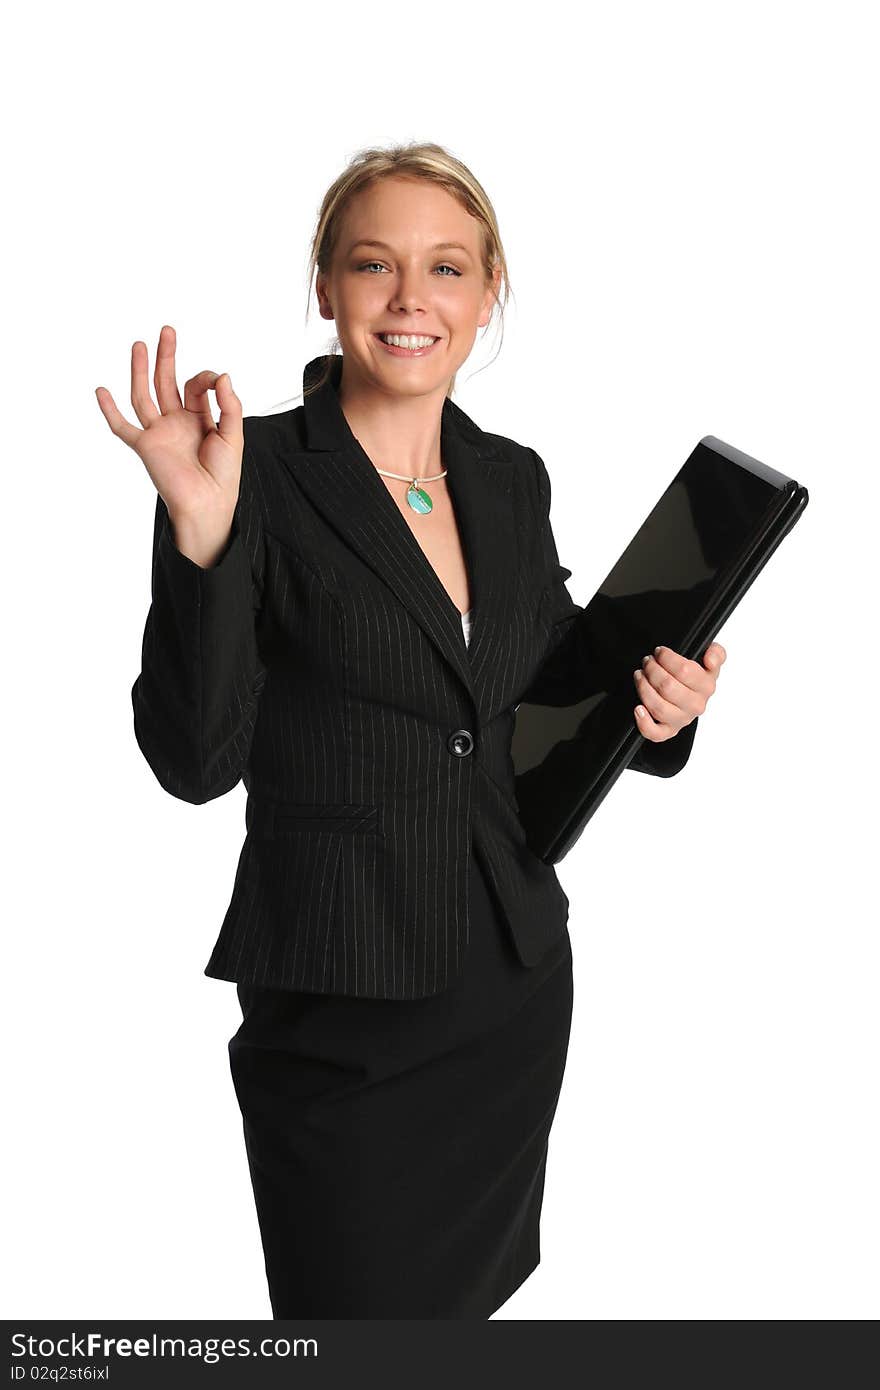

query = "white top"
[{"left": 461, "top": 607, "right": 473, "bottom": 648}]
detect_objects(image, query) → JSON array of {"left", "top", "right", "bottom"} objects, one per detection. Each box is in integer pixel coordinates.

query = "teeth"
[{"left": 379, "top": 334, "right": 437, "bottom": 349}]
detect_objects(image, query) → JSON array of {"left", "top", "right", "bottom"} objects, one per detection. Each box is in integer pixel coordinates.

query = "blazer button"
[{"left": 447, "top": 728, "right": 474, "bottom": 757}]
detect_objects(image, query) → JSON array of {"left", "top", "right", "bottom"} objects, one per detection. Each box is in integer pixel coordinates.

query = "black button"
[{"left": 447, "top": 728, "right": 474, "bottom": 756}]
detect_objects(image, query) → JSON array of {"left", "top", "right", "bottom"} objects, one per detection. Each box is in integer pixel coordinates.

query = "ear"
[
  {"left": 479, "top": 263, "right": 502, "bottom": 327},
  {"left": 315, "top": 270, "right": 334, "bottom": 322}
]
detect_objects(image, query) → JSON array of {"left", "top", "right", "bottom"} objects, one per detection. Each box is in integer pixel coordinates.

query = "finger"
[
  {"left": 633, "top": 664, "right": 690, "bottom": 730},
  {"left": 184, "top": 369, "right": 225, "bottom": 430},
  {"left": 153, "top": 324, "right": 184, "bottom": 415},
  {"left": 130, "top": 339, "right": 161, "bottom": 428},
  {"left": 633, "top": 698, "right": 675, "bottom": 741},
  {"left": 651, "top": 645, "right": 712, "bottom": 702},
  {"left": 95, "top": 385, "right": 143, "bottom": 450},
  {"left": 214, "top": 372, "right": 243, "bottom": 450},
  {"left": 703, "top": 642, "right": 727, "bottom": 671}
]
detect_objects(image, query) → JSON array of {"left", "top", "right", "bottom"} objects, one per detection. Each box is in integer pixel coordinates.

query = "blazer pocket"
[{"left": 271, "top": 801, "right": 380, "bottom": 836}]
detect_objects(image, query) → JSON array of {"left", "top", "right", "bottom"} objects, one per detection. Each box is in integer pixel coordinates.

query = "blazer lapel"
[{"left": 279, "top": 354, "right": 517, "bottom": 716}]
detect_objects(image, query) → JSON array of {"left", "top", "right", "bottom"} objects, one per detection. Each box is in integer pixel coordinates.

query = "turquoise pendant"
[{"left": 406, "top": 482, "right": 433, "bottom": 514}]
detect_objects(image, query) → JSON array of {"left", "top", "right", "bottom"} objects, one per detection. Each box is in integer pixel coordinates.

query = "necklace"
[{"left": 374, "top": 466, "right": 448, "bottom": 515}]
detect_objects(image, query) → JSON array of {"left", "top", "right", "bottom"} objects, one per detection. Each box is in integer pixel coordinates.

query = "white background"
[{"left": 4, "top": 0, "right": 877, "bottom": 1320}]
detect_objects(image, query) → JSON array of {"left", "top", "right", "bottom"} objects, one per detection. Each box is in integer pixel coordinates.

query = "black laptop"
[{"left": 512, "top": 435, "right": 810, "bottom": 864}]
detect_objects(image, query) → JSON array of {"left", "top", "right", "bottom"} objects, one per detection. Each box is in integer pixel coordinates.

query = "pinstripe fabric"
[{"left": 131, "top": 353, "right": 697, "bottom": 999}]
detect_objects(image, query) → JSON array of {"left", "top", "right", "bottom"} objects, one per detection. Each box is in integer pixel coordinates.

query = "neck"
[{"left": 337, "top": 361, "right": 449, "bottom": 480}]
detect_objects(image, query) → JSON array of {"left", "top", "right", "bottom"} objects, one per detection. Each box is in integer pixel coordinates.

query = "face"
[{"left": 316, "top": 175, "right": 501, "bottom": 399}]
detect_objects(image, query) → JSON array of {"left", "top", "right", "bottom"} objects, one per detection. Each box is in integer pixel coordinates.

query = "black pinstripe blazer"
[{"left": 131, "top": 352, "right": 698, "bottom": 999}]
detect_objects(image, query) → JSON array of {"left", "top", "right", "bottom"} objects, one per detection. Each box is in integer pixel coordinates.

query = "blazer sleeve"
[
  {"left": 130, "top": 439, "right": 268, "bottom": 805},
  {"left": 520, "top": 446, "right": 697, "bottom": 779}
]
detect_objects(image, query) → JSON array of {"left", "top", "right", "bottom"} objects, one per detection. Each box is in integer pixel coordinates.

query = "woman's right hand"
[{"left": 95, "top": 324, "right": 244, "bottom": 567}]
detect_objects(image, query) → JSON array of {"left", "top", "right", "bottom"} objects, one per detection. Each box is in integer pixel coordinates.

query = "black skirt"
[{"left": 227, "top": 843, "right": 574, "bottom": 1319}]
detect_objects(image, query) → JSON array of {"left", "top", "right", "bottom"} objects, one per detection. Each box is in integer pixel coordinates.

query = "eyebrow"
[{"left": 347, "top": 238, "right": 474, "bottom": 259}]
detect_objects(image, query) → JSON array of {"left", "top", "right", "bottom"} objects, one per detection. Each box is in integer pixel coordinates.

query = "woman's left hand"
[{"left": 633, "top": 641, "right": 727, "bottom": 741}]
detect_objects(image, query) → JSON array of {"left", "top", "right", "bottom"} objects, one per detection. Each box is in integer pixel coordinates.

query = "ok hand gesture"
[{"left": 95, "top": 325, "right": 243, "bottom": 565}]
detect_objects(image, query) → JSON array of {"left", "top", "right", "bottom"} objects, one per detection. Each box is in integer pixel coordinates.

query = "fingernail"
[{"left": 654, "top": 645, "right": 663, "bottom": 656}]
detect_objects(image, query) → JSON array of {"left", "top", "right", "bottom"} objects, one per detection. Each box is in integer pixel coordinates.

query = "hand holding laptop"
[
  {"left": 513, "top": 435, "right": 809, "bottom": 864},
  {"left": 632, "top": 641, "right": 728, "bottom": 743}
]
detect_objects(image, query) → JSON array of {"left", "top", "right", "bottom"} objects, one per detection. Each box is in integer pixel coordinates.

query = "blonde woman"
[{"left": 97, "top": 142, "right": 725, "bottom": 1319}]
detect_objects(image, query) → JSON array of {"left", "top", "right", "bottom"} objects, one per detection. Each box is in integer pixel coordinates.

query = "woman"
[{"left": 96, "top": 141, "right": 726, "bottom": 1319}]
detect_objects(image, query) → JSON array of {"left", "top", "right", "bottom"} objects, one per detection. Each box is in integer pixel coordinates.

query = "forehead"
[{"left": 340, "top": 177, "right": 480, "bottom": 250}]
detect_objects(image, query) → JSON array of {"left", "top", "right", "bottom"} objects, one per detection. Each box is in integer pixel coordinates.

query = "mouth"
[{"left": 373, "top": 332, "right": 442, "bottom": 358}]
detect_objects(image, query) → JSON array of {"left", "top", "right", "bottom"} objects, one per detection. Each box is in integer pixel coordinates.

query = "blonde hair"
[{"left": 269, "top": 141, "right": 512, "bottom": 411}]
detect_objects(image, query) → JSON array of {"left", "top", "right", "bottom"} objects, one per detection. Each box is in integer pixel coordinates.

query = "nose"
[{"left": 389, "top": 268, "right": 428, "bottom": 316}]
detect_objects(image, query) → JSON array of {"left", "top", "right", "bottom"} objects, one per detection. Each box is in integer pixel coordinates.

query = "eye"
[{"left": 356, "top": 261, "right": 462, "bottom": 277}]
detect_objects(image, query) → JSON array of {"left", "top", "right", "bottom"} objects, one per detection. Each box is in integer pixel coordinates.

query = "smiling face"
[{"left": 316, "top": 175, "right": 500, "bottom": 400}]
